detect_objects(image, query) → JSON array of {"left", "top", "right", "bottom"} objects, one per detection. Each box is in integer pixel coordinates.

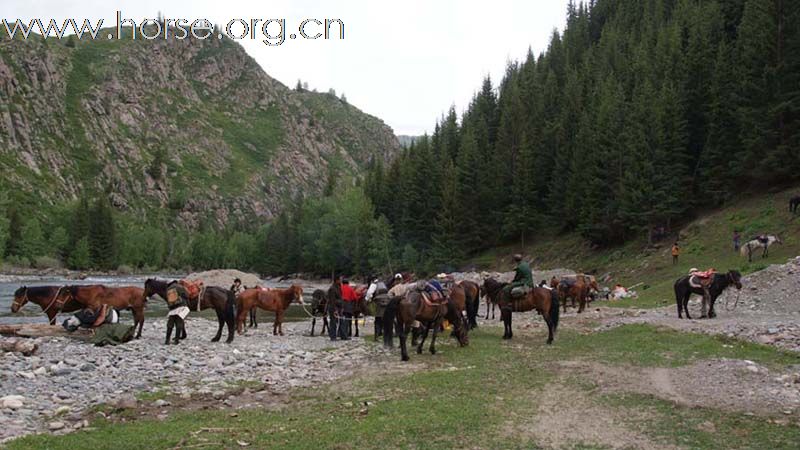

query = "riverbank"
[{"left": 0, "top": 318, "right": 391, "bottom": 443}]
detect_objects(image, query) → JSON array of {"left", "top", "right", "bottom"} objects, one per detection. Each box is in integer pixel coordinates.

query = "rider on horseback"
[{"left": 503, "top": 254, "right": 533, "bottom": 303}]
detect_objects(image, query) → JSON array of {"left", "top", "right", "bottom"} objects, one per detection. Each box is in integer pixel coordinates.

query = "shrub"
[
  {"left": 33, "top": 256, "right": 63, "bottom": 270},
  {"left": 116, "top": 264, "right": 134, "bottom": 275}
]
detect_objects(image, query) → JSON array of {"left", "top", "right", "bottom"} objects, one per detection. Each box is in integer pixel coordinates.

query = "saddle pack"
[
  {"left": 510, "top": 286, "right": 530, "bottom": 299},
  {"left": 178, "top": 279, "right": 204, "bottom": 300}
]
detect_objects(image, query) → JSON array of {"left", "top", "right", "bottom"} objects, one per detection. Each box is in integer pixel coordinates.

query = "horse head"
[
  {"left": 11, "top": 286, "right": 28, "bottom": 312},
  {"left": 727, "top": 270, "right": 743, "bottom": 290},
  {"left": 291, "top": 285, "right": 304, "bottom": 304},
  {"left": 550, "top": 276, "right": 560, "bottom": 289},
  {"left": 772, "top": 235, "right": 783, "bottom": 245}
]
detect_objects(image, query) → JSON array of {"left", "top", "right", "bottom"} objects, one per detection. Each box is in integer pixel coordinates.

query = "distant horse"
[
  {"left": 674, "top": 270, "right": 742, "bottom": 319},
  {"left": 144, "top": 279, "right": 237, "bottom": 343},
  {"left": 66, "top": 285, "right": 147, "bottom": 338},
  {"left": 483, "top": 278, "right": 559, "bottom": 343},
  {"left": 557, "top": 274, "right": 599, "bottom": 313},
  {"left": 740, "top": 235, "right": 782, "bottom": 262},
  {"left": 309, "top": 289, "right": 329, "bottom": 336},
  {"left": 236, "top": 285, "right": 304, "bottom": 335},
  {"left": 790, "top": 196, "right": 800, "bottom": 214},
  {"left": 383, "top": 289, "right": 468, "bottom": 361},
  {"left": 11, "top": 286, "right": 82, "bottom": 324}
]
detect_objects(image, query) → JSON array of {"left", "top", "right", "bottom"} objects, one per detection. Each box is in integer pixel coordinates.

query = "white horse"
[{"left": 740, "top": 235, "right": 782, "bottom": 262}]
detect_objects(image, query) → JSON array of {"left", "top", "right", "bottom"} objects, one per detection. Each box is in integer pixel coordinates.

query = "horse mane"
[{"left": 483, "top": 278, "right": 506, "bottom": 296}]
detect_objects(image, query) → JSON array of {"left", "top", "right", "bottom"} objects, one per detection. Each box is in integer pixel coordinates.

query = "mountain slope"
[{"left": 0, "top": 29, "right": 399, "bottom": 228}]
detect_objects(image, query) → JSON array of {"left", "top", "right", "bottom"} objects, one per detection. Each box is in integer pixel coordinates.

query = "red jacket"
[{"left": 341, "top": 284, "right": 358, "bottom": 302}]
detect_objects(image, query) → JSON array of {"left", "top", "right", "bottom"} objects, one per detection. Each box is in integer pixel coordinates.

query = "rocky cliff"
[{"left": 0, "top": 29, "right": 399, "bottom": 228}]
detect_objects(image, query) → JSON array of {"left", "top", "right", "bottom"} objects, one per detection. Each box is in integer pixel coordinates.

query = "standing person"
[
  {"left": 165, "top": 280, "right": 189, "bottom": 345},
  {"left": 671, "top": 242, "right": 680, "bottom": 265},
  {"left": 229, "top": 278, "right": 243, "bottom": 296},
  {"left": 366, "top": 278, "right": 388, "bottom": 341},
  {"left": 326, "top": 275, "right": 342, "bottom": 341},
  {"left": 340, "top": 277, "right": 357, "bottom": 340},
  {"left": 732, "top": 231, "right": 741, "bottom": 252}
]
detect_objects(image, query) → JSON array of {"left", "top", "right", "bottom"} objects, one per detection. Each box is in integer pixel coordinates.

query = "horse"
[
  {"left": 556, "top": 274, "right": 599, "bottom": 313},
  {"left": 740, "top": 235, "right": 782, "bottom": 262},
  {"left": 483, "top": 278, "right": 559, "bottom": 343},
  {"left": 790, "top": 196, "right": 800, "bottom": 214},
  {"left": 65, "top": 285, "right": 147, "bottom": 338},
  {"left": 674, "top": 270, "right": 742, "bottom": 319},
  {"left": 11, "top": 286, "right": 83, "bottom": 325},
  {"left": 382, "top": 289, "right": 468, "bottom": 361},
  {"left": 236, "top": 285, "right": 304, "bottom": 335},
  {"left": 309, "top": 289, "right": 329, "bottom": 336},
  {"left": 245, "top": 286, "right": 267, "bottom": 329},
  {"left": 348, "top": 285, "right": 370, "bottom": 338},
  {"left": 457, "top": 280, "right": 482, "bottom": 329},
  {"left": 149, "top": 279, "right": 237, "bottom": 343}
]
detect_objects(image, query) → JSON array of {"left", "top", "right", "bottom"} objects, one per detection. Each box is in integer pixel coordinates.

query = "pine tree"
[
  {"left": 68, "top": 237, "right": 92, "bottom": 270},
  {"left": 89, "top": 196, "right": 117, "bottom": 270},
  {"left": 432, "top": 160, "right": 462, "bottom": 267},
  {"left": 4, "top": 208, "right": 21, "bottom": 257},
  {"left": 19, "top": 218, "right": 46, "bottom": 259}
]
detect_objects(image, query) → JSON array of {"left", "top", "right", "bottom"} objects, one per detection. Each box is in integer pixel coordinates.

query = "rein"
[
  {"left": 724, "top": 275, "right": 742, "bottom": 311},
  {"left": 40, "top": 286, "right": 66, "bottom": 315}
]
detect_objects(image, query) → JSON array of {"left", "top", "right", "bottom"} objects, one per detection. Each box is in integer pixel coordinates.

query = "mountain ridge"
[{"left": 0, "top": 28, "right": 400, "bottom": 229}]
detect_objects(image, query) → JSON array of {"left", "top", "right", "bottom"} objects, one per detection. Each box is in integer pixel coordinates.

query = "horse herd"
[{"left": 9, "top": 270, "right": 744, "bottom": 362}]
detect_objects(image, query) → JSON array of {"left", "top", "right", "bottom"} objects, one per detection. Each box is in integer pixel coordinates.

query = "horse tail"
[
  {"left": 549, "top": 289, "right": 559, "bottom": 332},
  {"left": 225, "top": 290, "right": 236, "bottom": 323},
  {"left": 739, "top": 243, "right": 749, "bottom": 256},
  {"left": 383, "top": 296, "right": 401, "bottom": 342}
]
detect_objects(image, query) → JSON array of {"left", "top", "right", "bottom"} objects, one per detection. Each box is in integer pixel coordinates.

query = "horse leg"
[
  {"left": 709, "top": 294, "right": 718, "bottom": 318},
  {"left": 400, "top": 323, "right": 410, "bottom": 362},
  {"left": 236, "top": 305, "right": 247, "bottom": 335},
  {"left": 310, "top": 317, "right": 316, "bottom": 337},
  {"left": 676, "top": 291, "right": 683, "bottom": 319},
  {"left": 47, "top": 311, "right": 57, "bottom": 326},
  {"left": 133, "top": 308, "right": 145, "bottom": 339},
  {"left": 544, "top": 306, "right": 554, "bottom": 344},
  {"left": 211, "top": 309, "right": 224, "bottom": 342},
  {"left": 411, "top": 326, "right": 419, "bottom": 346},
  {"left": 322, "top": 316, "right": 328, "bottom": 335},
  {"left": 429, "top": 323, "right": 439, "bottom": 355},
  {"left": 165, "top": 317, "right": 174, "bottom": 345},
  {"left": 506, "top": 309, "right": 513, "bottom": 339},
  {"left": 501, "top": 308, "right": 510, "bottom": 339},
  {"left": 354, "top": 313, "right": 359, "bottom": 338},
  {"left": 577, "top": 294, "right": 586, "bottom": 314},
  {"left": 174, "top": 319, "right": 185, "bottom": 344},
  {"left": 683, "top": 295, "right": 692, "bottom": 320},
  {"left": 416, "top": 325, "right": 429, "bottom": 354}
]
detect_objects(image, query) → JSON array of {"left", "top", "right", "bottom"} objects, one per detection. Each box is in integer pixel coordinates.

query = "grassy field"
[
  {"left": 476, "top": 186, "right": 800, "bottom": 309},
  {"left": 9, "top": 325, "right": 799, "bottom": 449}
]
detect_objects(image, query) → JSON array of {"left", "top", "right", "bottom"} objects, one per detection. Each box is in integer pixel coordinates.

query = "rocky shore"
[{"left": 0, "top": 318, "right": 390, "bottom": 443}]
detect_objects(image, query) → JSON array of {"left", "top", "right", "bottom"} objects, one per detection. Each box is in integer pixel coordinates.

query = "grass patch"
[
  {"left": 604, "top": 393, "right": 800, "bottom": 449},
  {"left": 8, "top": 325, "right": 799, "bottom": 450}
]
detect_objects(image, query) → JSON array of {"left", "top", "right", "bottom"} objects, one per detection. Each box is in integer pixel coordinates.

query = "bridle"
[{"left": 11, "top": 287, "right": 29, "bottom": 311}]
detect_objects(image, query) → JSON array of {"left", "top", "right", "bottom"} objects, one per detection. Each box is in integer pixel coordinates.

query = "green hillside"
[{"left": 476, "top": 186, "right": 800, "bottom": 308}]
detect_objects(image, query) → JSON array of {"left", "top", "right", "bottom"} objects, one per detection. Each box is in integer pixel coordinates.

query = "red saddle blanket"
[
  {"left": 179, "top": 279, "right": 204, "bottom": 300},
  {"left": 421, "top": 290, "right": 446, "bottom": 306}
]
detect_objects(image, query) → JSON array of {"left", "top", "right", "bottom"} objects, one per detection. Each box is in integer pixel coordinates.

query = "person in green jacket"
[{"left": 504, "top": 254, "right": 533, "bottom": 301}]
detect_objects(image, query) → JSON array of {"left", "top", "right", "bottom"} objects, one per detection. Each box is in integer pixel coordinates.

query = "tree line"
[{"left": 363, "top": 0, "right": 799, "bottom": 266}]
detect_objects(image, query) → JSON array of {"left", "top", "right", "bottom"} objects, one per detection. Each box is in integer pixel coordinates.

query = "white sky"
[{"left": 5, "top": 0, "right": 569, "bottom": 135}]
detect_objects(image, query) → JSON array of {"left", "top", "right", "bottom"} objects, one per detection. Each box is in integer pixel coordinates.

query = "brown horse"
[
  {"left": 236, "top": 285, "right": 304, "bottom": 335},
  {"left": 382, "top": 289, "right": 468, "bottom": 361},
  {"left": 556, "top": 274, "right": 598, "bottom": 313},
  {"left": 483, "top": 278, "right": 559, "bottom": 343},
  {"left": 349, "top": 285, "right": 370, "bottom": 337},
  {"left": 11, "top": 286, "right": 82, "bottom": 324},
  {"left": 457, "top": 280, "right": 481, "bottom": 329},
  {"left": 65, "top": 285, "right": 147, "bottom": 338}
]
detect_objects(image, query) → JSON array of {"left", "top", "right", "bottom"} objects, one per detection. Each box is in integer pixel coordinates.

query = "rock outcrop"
[{"left": 0, "top": 29, "right": 400, "bottom": 228}]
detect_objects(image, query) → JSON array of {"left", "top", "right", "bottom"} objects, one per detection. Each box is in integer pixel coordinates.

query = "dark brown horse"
[
  {"left": 144, "top": 279, "right": 237, "bottom": 343},
  {"left": 309, "top": 289, "right": 329, "bottom": 336},
  {"left": 11, "top": 286, "right": 82, "bottom": 324},
  {"left": 483, "top": 278, "right": 559, "bottom": 343},
  {"left": 65, "top": 285, "right": 147, "bottom": 338},
  {"left": 236, "top": 285, "right": 304, "bottom": 335},
  {"left": 674, "top": 270, "right": 742, "bottom": 319},
  {"left": 383, "top": 289, "right": 468, "bottom": 361},
  {"left": 349, "top": 285, "right": 370, "bottom": 338}
]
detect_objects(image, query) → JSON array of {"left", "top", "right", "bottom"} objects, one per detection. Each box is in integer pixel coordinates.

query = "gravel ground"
[{"left": 0, "top": 318, "right": 391, "bottom": 443}]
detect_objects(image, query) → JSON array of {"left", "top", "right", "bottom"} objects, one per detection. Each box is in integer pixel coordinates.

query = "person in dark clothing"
[
  {"left": 503, "top": 254, "right": 533, "bottom": 300},
  {"left": 733, "top": 231, "right": 741, "bottom": 252},
  {"left": 340, "top": 278, "right": 357, "bottom": 340},
  {"left": 229, "top": 278, "right": 243, "bottom": 296},
  {"left": 326, "top": 275, "right": 342, "bottom": 341},
  {"left": 165, "top": 281, "right": 189, "bottom": 345}
]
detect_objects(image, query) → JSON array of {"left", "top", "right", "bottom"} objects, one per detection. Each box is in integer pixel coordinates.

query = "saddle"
[
  {"left": 510, "top": 286, "right": 530, "bottom": 299},
  {"left": 421, "top": 290, "right": 447, "bottom": 306},
  {"left": 179, "top": 279, "right": 204, "bottom": 300},
  {"left": 689, "top": 270, "right": 715, "bottom": 289}
]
